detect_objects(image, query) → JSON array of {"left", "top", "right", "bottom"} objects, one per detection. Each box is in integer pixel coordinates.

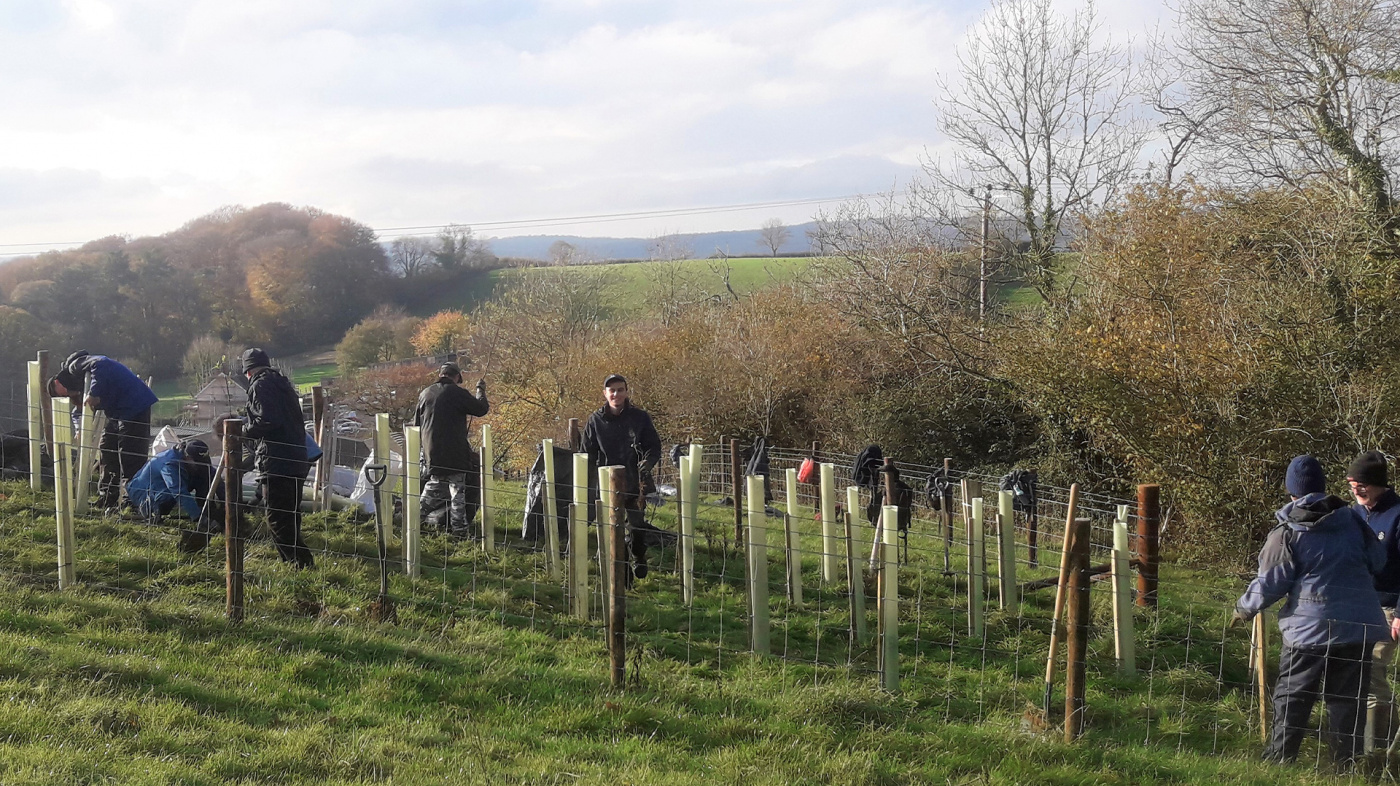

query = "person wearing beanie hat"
[
  {"left": 1235, "top": 454, "right": 1387, "bottom": 766},
  {"left": 239, "top": 348, "right": 314, "bottom": 568},
  {"left": 413, "top": 361, "right": 489, "bottom": 538},
  {"left": 47, "top": 351, "right": 158, "bottom": 512},
  {"left": 1349, "top": 450, "right": 1400, "bottom": 751},
  {"left": 581, "top": 374, "right": 673, "bottom": 584}
]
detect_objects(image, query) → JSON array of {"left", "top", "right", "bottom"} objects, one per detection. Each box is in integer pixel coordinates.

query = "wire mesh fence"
[{"left": 0, "top": 381, "right": 1390, "bottom": 775}]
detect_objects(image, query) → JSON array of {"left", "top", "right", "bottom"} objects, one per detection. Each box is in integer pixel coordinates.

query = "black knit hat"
[
  {"left": 1285, "top": 455, "right": 1325, "bottom": 497},
  {"left": 603, "top": 373, "right": 627, "bottom": 388},
  {"left": 239, "top": 348, "right": 271, "bottom": 373},
  {"left": 1348, "top": 450, "right": 1389, "bottom": 488},
  {"left": 438, "top": 362, "right": 462, "bottom": 380}
]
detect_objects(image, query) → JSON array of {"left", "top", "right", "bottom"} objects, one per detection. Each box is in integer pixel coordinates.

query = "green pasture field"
[
  {"left": 412, "top": 257, "right": 819, "bottom": 318},
  {"left": 0, "top": 473, "right": 1370, "bottom": 785}
]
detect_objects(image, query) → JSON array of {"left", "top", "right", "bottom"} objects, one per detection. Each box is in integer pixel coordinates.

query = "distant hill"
[{"left": 485, "top": 222, "right": 819, "bottom": 262}]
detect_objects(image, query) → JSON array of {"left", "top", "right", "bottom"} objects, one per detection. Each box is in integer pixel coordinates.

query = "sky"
[{"left": 0, "top": 0, "right": 1171, "bottom": 252}]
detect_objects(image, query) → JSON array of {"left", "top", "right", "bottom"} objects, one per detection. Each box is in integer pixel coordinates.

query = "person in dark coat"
[
  {"left": 582, "top": 373, "right": 670, "bottom": 580},
  {"left": 47, "top": 350, "right": 158, "bottom": 511},
  {"left": 413, "top": 362, "right": 489, "bottom": 538},
  {"left": 1235, "top": 454, "right": 1388, "bottom": 767},
  {"left": 238, "top": 348, "right": 313, "bottom": 568},
  {"left": 126, "top": 439, "right": 214, "bottom": 526},
  {"left": 1348, "top": 450, "right": 1400, "bottom": 751}
]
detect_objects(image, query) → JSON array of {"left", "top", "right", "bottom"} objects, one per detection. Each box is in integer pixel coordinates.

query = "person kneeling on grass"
[
  {"left": 1234, "top": 454, "right": 1389, "bottom": 768},
  {"left": 125, "top": 439, "right": 215, "bottom": 530}
]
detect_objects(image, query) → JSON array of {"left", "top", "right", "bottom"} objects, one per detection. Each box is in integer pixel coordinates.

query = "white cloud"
[{"left": 0, "top": 0, "right": 1173, "bottom": 245}]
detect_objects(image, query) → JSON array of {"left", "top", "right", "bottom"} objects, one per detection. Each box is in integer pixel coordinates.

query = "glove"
[
  {"left": 1390, "top": 615, "right": 1400, "bottom": 641},
  {"left": 476, "top": 379, "right": 487, "bottom": 397},
  {"left": 1227, "top": 609, "right": 1249, "bottom": 629}
]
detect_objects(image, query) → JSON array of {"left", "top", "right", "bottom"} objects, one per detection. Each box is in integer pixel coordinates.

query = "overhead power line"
[{"left": 0, "top": 194, "right": 865, "bottom": 255}]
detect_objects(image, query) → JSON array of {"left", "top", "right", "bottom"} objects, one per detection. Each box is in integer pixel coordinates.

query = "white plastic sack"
[{"left": 350, "top": 447, "right": 403, "bottom": 515}]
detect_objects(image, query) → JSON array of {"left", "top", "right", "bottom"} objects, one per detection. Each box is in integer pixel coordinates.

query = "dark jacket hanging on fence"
[
  {"left": 414, "top": 375, "right": 490, "bottom": 476},
  {"left": 1236, "top": 492, "right": 1387, "bottom": 648},
  {"left": 999, "top": 469, "right": 1038, "bottom": 514},
  {"left": 852, "top": 445, "right": 884, "bottom": 488},
  {"left": 243, "top": 366, "right": 310, "bottom": 480},
  {"left": 583, "top": 401, "right": 660, "bottom": 501}
]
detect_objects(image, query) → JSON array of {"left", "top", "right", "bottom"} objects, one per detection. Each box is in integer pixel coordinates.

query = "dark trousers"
[
  {"left": 97, "top": 409, "right": 152, "bottom": 508},
  {"left": 1266, "top": 642, "right": 1371, "bottom": 765},
  {"left": 265, "top": 473, "right": 313, "bottom": 568}
]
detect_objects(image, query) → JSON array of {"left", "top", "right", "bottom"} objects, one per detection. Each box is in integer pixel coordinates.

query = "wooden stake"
[
  {"left": 1137, "top": 484, "right": 1160, "bottom": 608},
  {"left": 998, "top": 490, "right": 1017, "bottom": 613},
  {"left": 567, "top": 418, "right": 582, "bottom": 452},
  {"left": 607, "top": 466, "right": 627, "bottom": 688},
  {"left": 730, "top": 439, "right": 743, "bottom": 545},
  {"left": 747, "top": 474, "right": 769, "bottom": 655},
  {"left": 1064, "top": 515, "right": 1091, "bottom": 741},
  {"left": 1043, "top": 483, "right": 1080, "bottom": 716},
  {"left": 223, "top": 418, "right": 244, "bottom": 621},
  {"left": 1255, "top": 613, "right": 1269, "bottom": 742}
]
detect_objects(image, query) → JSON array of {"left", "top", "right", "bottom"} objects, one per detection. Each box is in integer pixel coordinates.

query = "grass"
[
  {"left": 410, "top": 257, "right": 819, "bottom": 319},
  {"left": 0, "top": 472, "right": 1375, "bottom": 785}
]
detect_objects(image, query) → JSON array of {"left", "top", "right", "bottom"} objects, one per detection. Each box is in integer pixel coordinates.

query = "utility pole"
[{"left": 979, "top": 185, "right": 991, "bottom": 323}]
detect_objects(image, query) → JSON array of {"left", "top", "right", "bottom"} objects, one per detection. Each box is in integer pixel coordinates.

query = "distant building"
[{"left": 189, "top": 373, "right": 244, "bottom": 428}]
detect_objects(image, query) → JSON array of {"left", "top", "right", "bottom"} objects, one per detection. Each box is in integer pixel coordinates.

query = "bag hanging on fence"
[
  {"left": 852, "top": 444, "right": 884, "bottom": 488},
  {"left": 797, "top": 457, "right": 818, "bottom": 484}
]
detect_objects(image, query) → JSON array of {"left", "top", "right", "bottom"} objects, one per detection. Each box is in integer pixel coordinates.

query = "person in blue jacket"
[
  {"left": 126, "top": 439, "right": 214, "bottom": 527},
  {"left": 1347, "top": 450, "right": 1400, "bottom": 751},
  {"left": 1235, "top": 454, "right": 1388, "bottom": 767},
  {"left": 47, "top": 350, "right": 159, "bottom": 511}
]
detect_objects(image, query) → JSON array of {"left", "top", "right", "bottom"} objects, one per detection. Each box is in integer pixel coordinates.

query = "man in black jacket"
[
  {"left": 239, "top": 348, "right": 314, "bottom": 568},
  {"left": 583, "top": 373, "right": 671, "bottom": 580},
  {"left": 414, "top": 362, "right": 489, "bottom": 538}
]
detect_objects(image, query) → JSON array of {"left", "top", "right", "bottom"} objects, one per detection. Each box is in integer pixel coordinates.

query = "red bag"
[{"left": 797, "top": 457, "right": 818, "bottom": 484}]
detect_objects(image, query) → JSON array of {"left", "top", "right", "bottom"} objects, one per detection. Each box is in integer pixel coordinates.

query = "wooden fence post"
[
  {"left": 845, "top": 485, "right": 867, "bottom": 645},
  {"left": 607, "top": 466, "right": 627, "bottom": 688},
  {"left": 970, "top": 496, "right": 985, "bottom": 640},
  {"left": 1111, "top": 504, "right": 1135, "bottom": 676},
  {"left": 27, "top": 360, "right": 43, "bottom": 492},
  {"left": 820, "top": 463, "right": 838, "bottom": 583},
  {"left": 731, "top": 439, "right": 743, "bottom": 545},
  {"left": 941, "top": 458, "right": 954, "bottom": 575},
  {"left": 403, "top": 426, "right": 421, "bottom": 579},
  {"left": 51, "top": 397, "right": 76, "bottom": 589},
  {"left": 998, "top": 489, "right": 1017, "bottom": 613},
  {"left": 542, "top": 439, "right": 560, "bottom": 580},
  {"left": 1137, "top": 484, "right": 1160, "bottom": 608},
  {"left": 224, "top": 418, "right": 244, "bottom": 622},
  {"left": 878, "top": 504, "right": 899, "bottom": 691},
  {"left": 480, "top": 424, "right": 494, "bottom": 552},
  {"left": 570, "top": 453, "right": 590, "bottom": 619},
  {"left": 1043, "top": 483, "right": 1080, "bottom": 715},
  {"left": 567, "top": 418, "right": 582, "bottom": 452},
  {"left": 1065, "top": 515, "right": 1091, "bottom": 742},
  {"left": 37, "top": 350, "right": 52, "bottom": 455},
  {"left": 1254, "top": 613, "right": 1268, "bottom": 742},
  {"left": 784, "top": 467, "right": 803, "bottom": 609},
  {"left": 747, "top": 474, "right": 769, "bottom": 655}
]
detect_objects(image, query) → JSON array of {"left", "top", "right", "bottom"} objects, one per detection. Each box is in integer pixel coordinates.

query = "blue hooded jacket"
[
  {"left": 126, "top": 447, "right": 203, "bottom": 520},
  {"left": 1236, "top": 492, "right": 1388, "bottom": 648},
  {"left": 1355, "top": 488, "right": 1400, "bottom": 607},
  {"left": 75, "top": 355, "right": 158, "bottom": 421}
]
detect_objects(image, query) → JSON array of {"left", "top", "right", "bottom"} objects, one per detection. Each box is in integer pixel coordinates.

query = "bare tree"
[
  {"left": 389, "top": 236, "right": 435, "bottom": 279},
  {"left": 758, "top": 218, "right": 791, "bottom": 257},
  {"left": 929, "top": 0, "right": 1143, "bottom": 301},
  {"left": 548, "top": 240, "right": 582, "bottom": 266},
  {"left": 1177, "top": 0, "right": 1400, "bottom": 216},
  {"left": 1139, "top": 29, "right": 1219, "bottom": 186},
  {"left": 435, "top": 223, "right": 495, "bottom": 270},
  {"left": 649, "top": 232, "right": 692, "bottom": 261}
]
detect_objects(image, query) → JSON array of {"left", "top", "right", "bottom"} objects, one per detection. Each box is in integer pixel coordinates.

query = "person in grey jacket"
[{"left": 1235, "top": 454, "right": 1388, "bottom": 766}]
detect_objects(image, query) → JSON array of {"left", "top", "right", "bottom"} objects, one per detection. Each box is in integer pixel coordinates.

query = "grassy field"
[
  {"left": 0, "top": 471, "right": 1373, "bottom": 786},
  {"left": 411, "top": 257, "right": 819, "bottom": 318}
]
